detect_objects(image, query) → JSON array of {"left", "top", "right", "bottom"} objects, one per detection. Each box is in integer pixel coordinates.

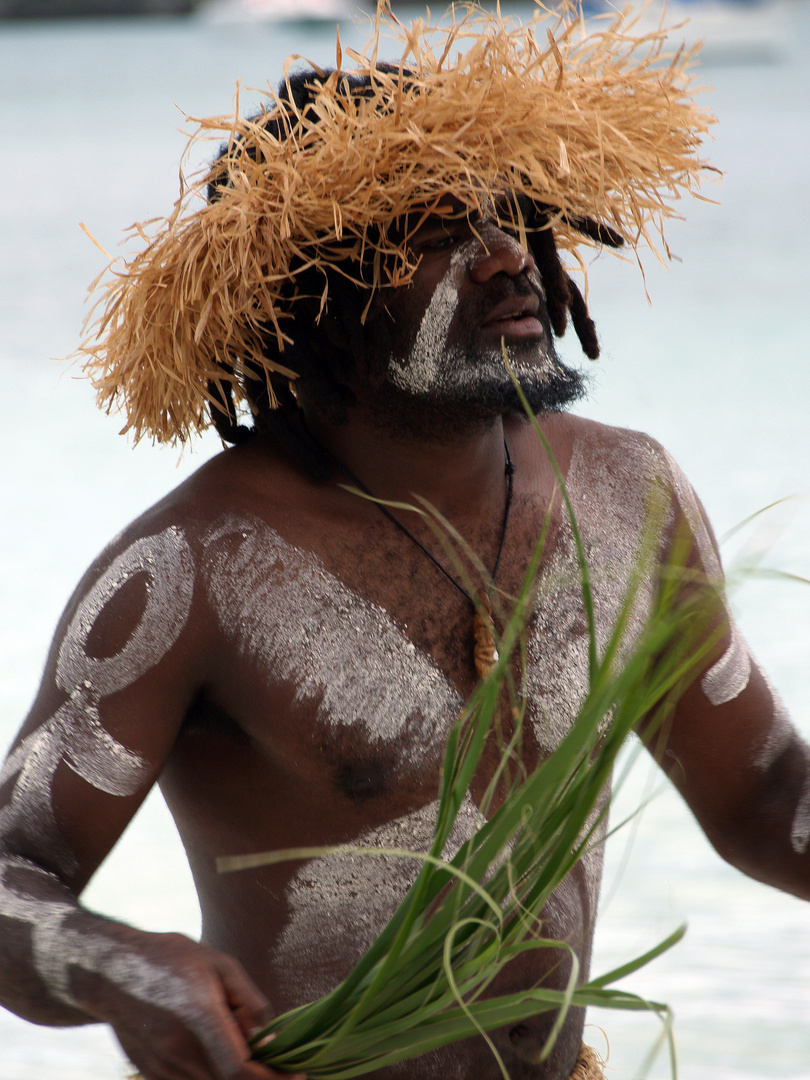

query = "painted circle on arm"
[{"left": 56, "top": 526, "right": 195, "bottom": 700}]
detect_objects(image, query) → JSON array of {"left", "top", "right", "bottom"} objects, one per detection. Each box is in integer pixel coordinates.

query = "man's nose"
[{"left": 468, "top": 224, "right": 536, "bottom": 283}]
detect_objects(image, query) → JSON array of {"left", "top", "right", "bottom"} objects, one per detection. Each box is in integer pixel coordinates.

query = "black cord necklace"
[{"left": 300, "top": 415, "right": 515, "bottom": 679}]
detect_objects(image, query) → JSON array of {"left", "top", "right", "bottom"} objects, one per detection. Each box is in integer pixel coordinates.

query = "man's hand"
[{"left": 77, "top": 932, "right": 304, "bottom": 1080}]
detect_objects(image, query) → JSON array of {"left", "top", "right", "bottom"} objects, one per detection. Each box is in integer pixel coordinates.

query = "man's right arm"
[
  {"left": 0, "top": 853, "right": 277, "bottom": 1076},
  {"left": 0, "top": 520, "right": 291, "bottom": 1080}
]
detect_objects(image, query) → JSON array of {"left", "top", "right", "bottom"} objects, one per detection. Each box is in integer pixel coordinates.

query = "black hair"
[{"left": 205, "top": 67, "right": 622, "bottom": 465}]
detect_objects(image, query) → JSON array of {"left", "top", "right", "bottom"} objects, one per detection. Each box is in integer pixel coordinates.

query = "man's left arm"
[{"left": 644, "top": 598, "right": 810, "bottom": 900}]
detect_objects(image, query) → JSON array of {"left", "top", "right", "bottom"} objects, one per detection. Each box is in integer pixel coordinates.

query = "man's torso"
[{"left": 114, "top": 413, "right": 684, "bottom": 1079}]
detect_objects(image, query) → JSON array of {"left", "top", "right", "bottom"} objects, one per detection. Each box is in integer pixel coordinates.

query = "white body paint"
[
  {"left": 747, "top": 674, "right": 810, "bottom": 854},
  {"left": 701, "top": 623, "right": 752, "bottom": 706},
  {"left": 0, "top": 856, "right": 84, "bottom": 1005},
  {"left": 0, "top": 526, "right": 195, "bottom": 997},
  {"left": 617, "top": 444, "right": 810, "bottom": 855},
  {"left": 56, "top": 527, "right": 194, "bottom": 702},
  {"left": 521, "top": 429, "right": 680, "bottom": 933},
  {"left": 202, "top": 516, "right": 464, "bottom": 759},
  {"left": 271, "top": 797, "right": 483, "bottom": 1004},
  {"left": 660, "top": 446, "right": 723, "bottom": 586},
  {"left": 204, "top": 430, "right": 683, "bottom": 1002},
  {"left": 388, "top": 240, "right": 475, "bottom": 395},
  {"left": 791, "top": 766, "right": 810, "bottom": 853},
  {"left": 525, "top": 429, "right": 671, "bottom": 752},
  {"left": 684, "top": 516, "right": 810, "bottom": 851},
  {"left": 0, "top": 856, "right": 233, "bottom": 1072},
  {"left": 1, "top": 527, "right": 194, "bottom": 852},
  {"left": 3, "top": 425, "right": 802, "bottom": 1033}
]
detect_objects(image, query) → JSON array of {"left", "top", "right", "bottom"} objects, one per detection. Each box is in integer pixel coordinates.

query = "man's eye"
[{"left": 423, "top": 233, "right": 457, "bottom": 251}]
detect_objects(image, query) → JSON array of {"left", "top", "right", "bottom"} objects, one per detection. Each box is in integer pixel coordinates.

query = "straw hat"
[{"left": 77, "top": 1, "right": 716, "bottom": 445}]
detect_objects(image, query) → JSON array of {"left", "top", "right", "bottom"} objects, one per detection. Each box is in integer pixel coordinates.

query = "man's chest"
[{"left": 194, "top": 501, "right": 648, "bottom": 794}]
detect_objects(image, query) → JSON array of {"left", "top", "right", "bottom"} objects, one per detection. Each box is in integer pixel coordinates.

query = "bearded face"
[{"left": 353, "top": 214, "right": 585, "bottom": 437}]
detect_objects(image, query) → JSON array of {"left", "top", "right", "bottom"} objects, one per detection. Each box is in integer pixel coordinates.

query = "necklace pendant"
[
  {"left": 303, "top": 422, "right": 514, "bottom": 683},
  {"left": 473, "top": 591, "right": 499, "bottom": 680}
]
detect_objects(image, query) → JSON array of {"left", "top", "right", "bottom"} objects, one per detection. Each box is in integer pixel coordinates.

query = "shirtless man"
[{"left": 2, "top": 23, "right": 809, "bottom": 1080}]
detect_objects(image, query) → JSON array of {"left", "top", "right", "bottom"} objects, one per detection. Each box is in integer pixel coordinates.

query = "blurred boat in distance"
[
  {"left": 2, "top": 0, "right": 797, "bottom": 53},
  {"left": 196, "top": 0, "right": 360, "bottom": 22},
  {"left": 0, "top": 0, "right": 192, "bottom": 15}
]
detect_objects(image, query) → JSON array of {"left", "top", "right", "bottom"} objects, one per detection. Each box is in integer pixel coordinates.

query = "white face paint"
[
  {"left": 701, "top": 622, "right": 752, "bottom": 706},
  {"left": 201, "top": 516, "right": 463, "bottom": 765},
  {"left": 0, "top": 527, "right": 195, "bottom": 992},
  {"left": 387, "top": 240, "right": 475, "bottom": 395}
]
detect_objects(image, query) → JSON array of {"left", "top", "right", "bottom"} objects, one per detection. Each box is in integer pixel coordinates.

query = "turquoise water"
[{"left": 1, "top": 3, "right": 809, "bottom": 1077}]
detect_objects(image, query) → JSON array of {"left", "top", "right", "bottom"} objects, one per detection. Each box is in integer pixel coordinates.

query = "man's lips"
[{"left": 481, "top": 296, "right": 544, "bottom": 340}]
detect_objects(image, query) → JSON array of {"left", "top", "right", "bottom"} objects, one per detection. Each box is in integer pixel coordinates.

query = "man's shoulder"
[
  {"left": 555, "top": 412, "right": 721, "bottom": 569},
  {"left": 557, "top": 411, "right": 664, "bottom": 453},
  {"left": 127, "top": 436, "right": 304, "bottom": 535},
  {"left": 535, "top": 412, "right": 711, "bottom": 531},
  {"left": 76, "top": 438, "right": 305, "bottom": 589},
  {"left": 538, "top": 411, "right": 674, "bottom": 481}
]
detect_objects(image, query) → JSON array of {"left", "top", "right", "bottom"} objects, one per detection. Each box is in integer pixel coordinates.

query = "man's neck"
[{"left": 299, "top": 404, "right": 512, "bottom": 522}]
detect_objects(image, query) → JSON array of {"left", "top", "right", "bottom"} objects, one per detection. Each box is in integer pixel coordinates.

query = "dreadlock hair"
[
  {"left": 525, "top": 202, "right": 624, "bottom": 361},
  {"left": 205, "top": 67, "right": 622, "bottom": 469},
  {"left": 205, "top": 67, "right": 390, "bottom": 475}
]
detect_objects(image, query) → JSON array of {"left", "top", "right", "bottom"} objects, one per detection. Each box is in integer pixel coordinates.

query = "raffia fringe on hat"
[
  {"left": 76, "top": 0, "right": 716, "bottom": 445},
  {"left": 569, "top": 1042, "right": 607, "bottom": 1079}
]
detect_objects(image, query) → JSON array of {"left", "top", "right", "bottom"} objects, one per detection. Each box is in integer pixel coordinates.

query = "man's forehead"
[
  {"left": 405, "top": 194, "right": 475, "bottom": 222},
  {"left": 398, "top": 191, "right": 528, "bottom": 240},
  {"left": 390, "top": 195, "right": 471, "bottom": 244}
]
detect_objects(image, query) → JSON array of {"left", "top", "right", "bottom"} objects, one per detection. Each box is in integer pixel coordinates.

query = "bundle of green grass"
[{"left": 218, "top": 403, "right": 718, "bottom": 1078}]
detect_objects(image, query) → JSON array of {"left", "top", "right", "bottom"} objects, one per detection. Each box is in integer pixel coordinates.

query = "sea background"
[{"left": 0, "top": 2, "right": 809, "bottom": 1076}]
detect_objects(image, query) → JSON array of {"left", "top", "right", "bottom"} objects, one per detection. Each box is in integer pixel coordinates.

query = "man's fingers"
[
  {"left": 216, "top": 956, "right": 273, "bottom": 1040},
  {"left": 116, "top": 1026, "right": 211, "bottom": 1080},
  {"left": 191, "top": 956, "right": 300, "bottom": 1080},
  {"left": 98, "top": 936, "right": 287, "bottom": 1080},
  {"left": 236, "top": 1033, "right": 307, "bottom": 1080}
]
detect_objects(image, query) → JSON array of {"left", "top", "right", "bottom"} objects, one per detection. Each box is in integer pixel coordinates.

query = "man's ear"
[
  {"left": 319, "top": 306, "right": 353, "bottom": 353},
  {"left": 320, "top": 288, "right": 384, "bottom": 369}
]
